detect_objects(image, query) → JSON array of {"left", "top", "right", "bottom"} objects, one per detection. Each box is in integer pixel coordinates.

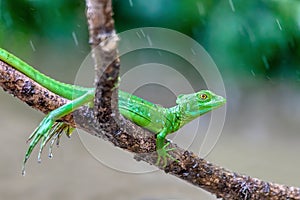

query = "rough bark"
[{"left": 0, "top": 0, "right": 299, "bottom": 199}]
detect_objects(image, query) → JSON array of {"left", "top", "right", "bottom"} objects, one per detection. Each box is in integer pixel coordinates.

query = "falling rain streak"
[
  {"left": 129, "top": 0, "right": 133, "bottom": 7},
  {"left": 147, "top": 35, "right": 153, "bottom": 46},
  {"left": 276, "top": 19, "right": 282, "bottom": 31},
  {"left": 191, "top": 48, "right": 196, "bottom": 55},
  {"left": 136, "top": 31, "right": 141, "bottom": 39},
  {"left": 140, "top": 29, "right": 145, "bottom": 37},
  {"left": 229, "top": 0, "right": 235, "bottom": 12},
  {"left": 29, "top": 40, "right": 36, "bottom": 51},
  {"left": 262, "top": 55, "right": 270, "bottom": 70},
  {"left": 72, "top": 31, "right": 79, "bottom": 46}
]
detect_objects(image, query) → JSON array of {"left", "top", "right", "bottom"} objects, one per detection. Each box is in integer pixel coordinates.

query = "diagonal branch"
[
  {"left": 1, "top": 58, "right": 300, "bottom": 199},
  {"left": 0, "top": 0, "right": 299, "bottom": 199}
]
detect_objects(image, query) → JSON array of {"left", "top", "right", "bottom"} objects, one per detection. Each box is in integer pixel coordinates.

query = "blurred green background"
[{"left": 0, "top": 0, "right": 300, "bottom": 199}]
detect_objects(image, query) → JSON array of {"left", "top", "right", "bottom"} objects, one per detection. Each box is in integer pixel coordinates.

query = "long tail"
[{"left": 0, "top": 48, "right": 90, "bottom": 99}]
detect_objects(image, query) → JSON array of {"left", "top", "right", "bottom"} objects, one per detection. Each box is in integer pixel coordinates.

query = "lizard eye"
[{"left": 200, "top": 93, "right": 208, "bottom": 100}]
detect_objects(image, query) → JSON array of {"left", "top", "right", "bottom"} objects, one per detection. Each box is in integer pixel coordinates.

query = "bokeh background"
[{"left": 0, "top": 0, "right": 300, "bottom": 199}]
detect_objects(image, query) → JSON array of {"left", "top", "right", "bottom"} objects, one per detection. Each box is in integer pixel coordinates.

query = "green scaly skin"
[{"left": 0, "top": 48, "right": 226, "bottom": 174}]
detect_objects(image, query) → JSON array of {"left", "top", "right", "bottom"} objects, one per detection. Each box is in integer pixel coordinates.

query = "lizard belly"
[{"left": 118, "top": 91, "right": 167, "bottom": 134}]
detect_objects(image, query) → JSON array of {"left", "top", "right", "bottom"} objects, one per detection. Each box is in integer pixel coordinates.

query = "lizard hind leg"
[
  {"left": 22, "top": 113, "right": 72, "bottom": 175},
  {"left": 22, "top": 90, "right": 94, "bottom": 175},
  {"left": 22, "top": 113, "right": 56, "bottom": 175}
]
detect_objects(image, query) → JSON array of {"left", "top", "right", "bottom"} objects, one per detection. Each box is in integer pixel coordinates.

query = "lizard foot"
[
  {"left": 155, "top": 142, "right": 178, "bottom": 168},
  {"left": 48, "top": 122, "right": 74, "bottom": 159},
  {"left": 22, "top": 115, "right": 73, "bottom": 175}
]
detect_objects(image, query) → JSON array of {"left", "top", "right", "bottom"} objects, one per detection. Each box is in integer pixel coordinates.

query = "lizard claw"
[
  {"left": 48, "top": 123, "right": 73, "bottom": 158},
  {"left": 22, "top": 114, "right": 74, "bottom": 175},
  {"left": 48, "top": 129, "right": 61, "bottom": 159},
  {"left": 22, "top": 114, "right": 55, "bottom": 174}
]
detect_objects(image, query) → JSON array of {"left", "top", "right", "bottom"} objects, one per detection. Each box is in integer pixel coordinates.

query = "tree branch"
[
  {"left": 0, "top": 1, "right": 299, "bottom": 199},
  {"left": 86, "top": 0, "right": 120, "bottom": 124}
]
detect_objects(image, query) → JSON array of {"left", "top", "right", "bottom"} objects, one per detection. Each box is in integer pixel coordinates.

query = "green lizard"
[{"left": 0, "top": 48, "right": 226, "bottom": 173}]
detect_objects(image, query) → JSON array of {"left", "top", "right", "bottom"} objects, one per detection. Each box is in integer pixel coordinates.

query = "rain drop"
[
  {"left": 196, "top": 2, "right": 205, "bottom": 16},
  {"left": 147, "top": 35, "right": 153, "bottom": 46},
  {"left": 72, "top": 31, "right": 79, "bottom": 46},
  {"left": 129, "top": 0, "right": 133, "bottom": 7},
  {"left": 140, "top": 29, "right": 145, "bottom": 37},
  {"left": 262, "top": 55, "right": 270, "bottom": 70},
  {"left": 229, "top": 0, "right": 235, "bottom": 12},
  {"left": 29, "top": 40, "right": 36, "bottom": 51},
  {"left": 136, "top": 31, "right": 141, "bottom": 39},
  {"left": 191, "top": 48, "right": 196, "bottom": 55},
  {"left": 276, "top": 19, "right": 282, "bottom": 31}
]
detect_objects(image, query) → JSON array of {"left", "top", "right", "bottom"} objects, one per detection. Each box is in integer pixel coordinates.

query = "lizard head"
[{"left": 176, "top": 90, "right": 226, "bottom": 121}]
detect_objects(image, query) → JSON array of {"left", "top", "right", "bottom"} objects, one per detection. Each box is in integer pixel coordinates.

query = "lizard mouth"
[
  {"left": 216, "top": 95, "right": 226, "bottom": 105},
  {"left": 199, "top": 95, "right": 226, "bottom": 114},
  {"left": 208, "top": 95, "right": 226, "bottom": 108}
]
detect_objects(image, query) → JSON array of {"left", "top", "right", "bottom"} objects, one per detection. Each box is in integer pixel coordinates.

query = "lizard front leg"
[{"left": 155, "top": 128, "right": 178, "bottom": 167}]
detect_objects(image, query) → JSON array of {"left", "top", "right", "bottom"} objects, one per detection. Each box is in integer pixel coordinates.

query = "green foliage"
[
  {"left": 0, "top": 0, "right": 299, "bottom": 80},
  {"left": 1, "top": 0, "right": 84, "bottom": 37},
  {"left": 114, "top": 0, "right": 300, "bottom": 80}
]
